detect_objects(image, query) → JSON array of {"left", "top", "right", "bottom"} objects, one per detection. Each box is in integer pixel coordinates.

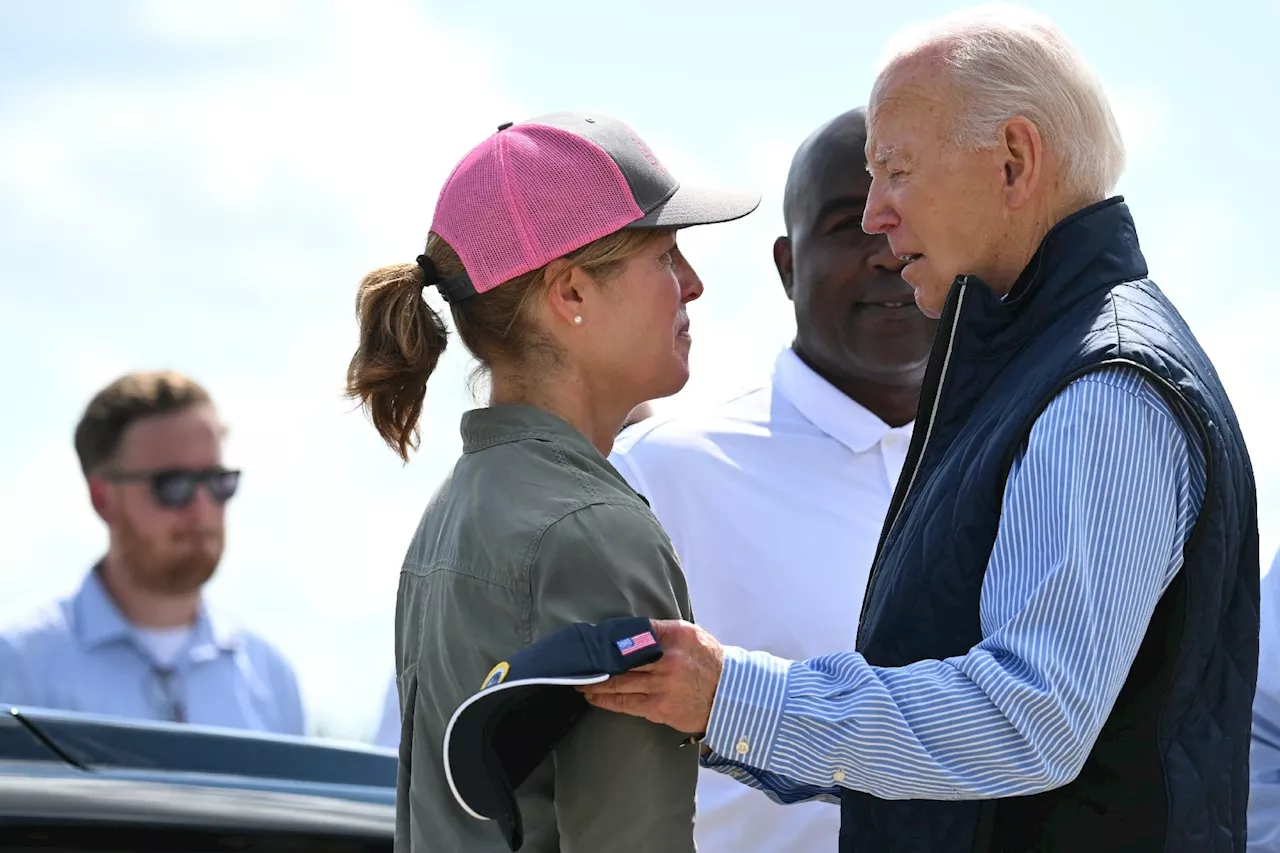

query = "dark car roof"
[{"left": 0, "top": 706, "right": 396, "bottom": 838}]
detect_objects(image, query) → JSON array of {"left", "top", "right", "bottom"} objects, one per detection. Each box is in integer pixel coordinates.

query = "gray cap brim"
[{"left": 629, "top": 184, "right": 761, "bottom": 229}]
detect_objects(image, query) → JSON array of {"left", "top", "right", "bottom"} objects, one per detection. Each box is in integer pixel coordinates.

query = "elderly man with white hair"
[{"left": 580, "top": 6, "right": 1259, "bottom": 851}]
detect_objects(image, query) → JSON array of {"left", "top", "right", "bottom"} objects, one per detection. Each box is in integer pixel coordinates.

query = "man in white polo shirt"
[{"left": 609, "top": 107, "right": 937, "bottom": 853}]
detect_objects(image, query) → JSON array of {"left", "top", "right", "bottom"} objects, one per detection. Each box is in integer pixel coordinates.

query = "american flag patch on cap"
[{"left": 616, "top": 631, "right": 657, "bottom": 656}]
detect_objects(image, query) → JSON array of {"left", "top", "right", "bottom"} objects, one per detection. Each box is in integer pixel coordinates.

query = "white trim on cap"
[{"left": 443, "top": 673, "right": 611, "bottom": 820}]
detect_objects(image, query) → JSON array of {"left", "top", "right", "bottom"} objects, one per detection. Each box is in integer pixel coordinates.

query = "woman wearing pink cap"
[{"left": 345, "top": 112, "right": 757, "bottom": 851}]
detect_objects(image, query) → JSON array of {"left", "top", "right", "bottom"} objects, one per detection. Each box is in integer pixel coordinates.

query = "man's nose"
[
  {"left": 186, "top": 484, "right": 225, "bottom": 520},
  {"left": 862, "top": 180, "right": 899, "bottom": 235},
  {"left": 674, "top": 249, "right": 704, "bottom": 302}
]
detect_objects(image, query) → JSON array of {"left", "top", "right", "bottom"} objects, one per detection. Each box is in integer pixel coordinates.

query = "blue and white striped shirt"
[
  {"left": 702, "top": 364, "right": 1206, "bottom": 803},
  {"left": 1248, "top": 548, "right": 1280, "bottom": 852}
]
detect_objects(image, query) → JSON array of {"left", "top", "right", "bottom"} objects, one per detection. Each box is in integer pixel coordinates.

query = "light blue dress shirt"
[
  {"left": 1250, "top": 549, "right": 1280, "bottom": 852},
  {"left": 701, "top": 365, "right": 1208, "bottom": 803},
  {"left": 0, "top": 566, "right": 306, "bottom": 735}
]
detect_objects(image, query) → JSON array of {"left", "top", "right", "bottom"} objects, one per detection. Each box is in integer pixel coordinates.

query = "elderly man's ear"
[{"left": 1001, "top": 117, "right": 1044, "bottom": 210}]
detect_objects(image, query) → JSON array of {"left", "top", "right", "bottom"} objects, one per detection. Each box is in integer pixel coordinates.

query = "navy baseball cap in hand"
[{"left": 444, "top": 616, "right": 664, "bottom": 851}]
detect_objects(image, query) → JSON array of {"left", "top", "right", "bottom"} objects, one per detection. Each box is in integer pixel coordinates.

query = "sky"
[{"left": 1, "top": 0, "right": 1276, "bottom": 742}]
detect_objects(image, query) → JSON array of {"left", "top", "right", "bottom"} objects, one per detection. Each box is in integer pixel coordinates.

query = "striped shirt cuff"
[{"left": 706, "top": 645, "right": 792, "bottom": 770}]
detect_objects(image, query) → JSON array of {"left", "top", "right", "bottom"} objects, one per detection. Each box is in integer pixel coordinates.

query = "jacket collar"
[
  {"left": 460, "top": 403, "right": 607, "bottom": 461},
  {"left": 954, "top": 197, "right": 1149, "bottom": 348}
]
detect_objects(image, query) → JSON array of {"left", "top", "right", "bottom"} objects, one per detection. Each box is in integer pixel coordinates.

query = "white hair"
[{"left": 872, "top": 4, "right": 1125, "bottom": 202}]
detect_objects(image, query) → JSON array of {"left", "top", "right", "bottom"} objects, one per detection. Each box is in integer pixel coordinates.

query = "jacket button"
[
  {"left": 735, "top": 738, "right": 750, "bottom": 755},
  {"left": 833, "top": 769, "right": 847, "bottom": 782}
]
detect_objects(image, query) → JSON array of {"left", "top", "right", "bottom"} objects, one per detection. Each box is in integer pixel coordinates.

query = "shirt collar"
[
  {"left": 460, "top": 403, "right": 606, "bottom": 460},
  {"left": 73, "top": 563, "right": 242, "bottom": 656},
  {"left": 772, "top": 347, "right": 910, "bottom": 454}
]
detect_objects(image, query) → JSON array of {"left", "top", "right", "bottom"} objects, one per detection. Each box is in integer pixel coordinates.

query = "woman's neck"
[{"left": 490, "top": 373, "right": 629, "bottom": 456}]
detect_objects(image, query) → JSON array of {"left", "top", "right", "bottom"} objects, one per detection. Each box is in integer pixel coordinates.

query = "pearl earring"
[{"left": 573, "top": 315, "right": 583, "bottom": 326}]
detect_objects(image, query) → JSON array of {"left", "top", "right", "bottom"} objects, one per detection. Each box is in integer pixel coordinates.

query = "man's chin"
[
  {"left": 908, "top": 280, "right": 948, "bottom": 319},
  {"left": 900, "top": 266, "right": 948, "bottom": 317},
  {"left": 157, "top": 553, "right": 220, "bottom": 595}
]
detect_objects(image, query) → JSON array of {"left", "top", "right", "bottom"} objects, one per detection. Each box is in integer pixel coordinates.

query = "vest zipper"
[{"left": 856, "top": 276, "right": 972, "bottom": 644}]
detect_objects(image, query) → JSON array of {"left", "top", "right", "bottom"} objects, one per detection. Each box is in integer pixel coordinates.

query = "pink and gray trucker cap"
[{"left": 424, "top": 111, "right": 760, "bottom": 302}]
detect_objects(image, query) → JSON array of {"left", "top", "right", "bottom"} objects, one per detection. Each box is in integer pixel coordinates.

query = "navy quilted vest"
[{"left": 838, "top": 198, "right": 1259, "bottom": 853}]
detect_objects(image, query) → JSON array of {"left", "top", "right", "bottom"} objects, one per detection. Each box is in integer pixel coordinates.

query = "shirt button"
[
  {"left": 832, "top": 769, "right": 847, "bottom": 782},
  {"left": 735, "top": 738, "right": 750, "bottom": 756}
]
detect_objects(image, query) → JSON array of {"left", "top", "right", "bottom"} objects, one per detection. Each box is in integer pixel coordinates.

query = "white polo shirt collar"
[{"left": 772, "top": 347, "right": 910, "bottom": 455}]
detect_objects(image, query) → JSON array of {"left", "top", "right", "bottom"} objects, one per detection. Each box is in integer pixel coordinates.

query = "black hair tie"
[
  {"left": 415, "top": 254, "right": 440, "bottom": 286},
  {"left": 414, "top": 253, "right": 477, "bottom": 303}
]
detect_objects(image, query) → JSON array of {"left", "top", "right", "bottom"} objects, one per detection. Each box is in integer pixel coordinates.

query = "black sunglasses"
[{"left": 103, "top": 467, "right": 241, "bottom": 509}]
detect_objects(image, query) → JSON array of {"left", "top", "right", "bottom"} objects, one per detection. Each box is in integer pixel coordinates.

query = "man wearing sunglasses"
[{"left": 0, "top": 370, "right": 305, "bottom": 735}]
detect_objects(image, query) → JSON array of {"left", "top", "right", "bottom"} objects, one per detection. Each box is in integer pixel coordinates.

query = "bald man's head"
[
  {"left": 783, "top": 107, "right": 869, "bottom": 236},
  {"left": 771, "top": 105, "right": 937, "bottom": 406}
]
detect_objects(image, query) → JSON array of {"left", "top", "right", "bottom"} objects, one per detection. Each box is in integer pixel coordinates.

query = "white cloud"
[
  {"left": 136, "top": 0, "right": 307, "bottom": 43},
  {"left": 0, "top": 127, "right": 143, "bottom": 245},
  {"left": 0, "top": 1, "right": 527, "bottom": 258}
]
